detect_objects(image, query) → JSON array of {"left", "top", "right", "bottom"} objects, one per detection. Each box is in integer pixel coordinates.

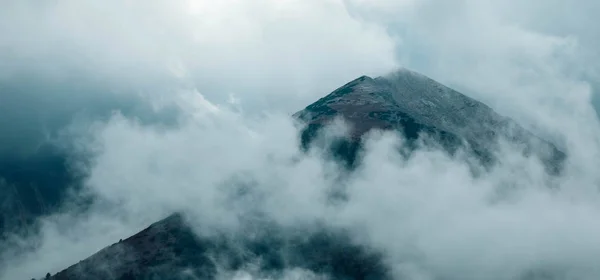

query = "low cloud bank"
[{"left": 2, "top": 88, "right": 600, "bottom": 279}]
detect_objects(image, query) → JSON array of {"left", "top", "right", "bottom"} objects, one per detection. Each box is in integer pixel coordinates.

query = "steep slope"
[
  {"left": 295, "top": 68, "right": 565, "bottom": 172},
  {"left": 48, "top": 213, "right": 217, "bottom": 280}
]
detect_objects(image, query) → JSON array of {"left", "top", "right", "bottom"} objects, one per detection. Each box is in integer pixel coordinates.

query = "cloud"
[
  {"left": 349, "top": 0, "right": 600, "bottom": 137},
  {"left": 217, "top": 267, "right": 328, "bottom": 280},
  {"left": 1, "top": 0, "right": 600, "bottom": 280},
  {"left": 4, "top": 89, "right": 600, "bottom": 279},
  {"left": 0, "top": 0, "right": 397, "bottom": 117},
  {"left": 349, "top": 0, "right": 600, "bottom": 186},
  {"left": 0, "top": 0, "right": 397, "bottom": 241}
]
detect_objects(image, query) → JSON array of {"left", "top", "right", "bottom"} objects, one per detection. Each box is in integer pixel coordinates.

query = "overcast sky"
[
  {"left": 1, "top": 1, "right": 600, "bottom": 279},
  {"left": 1, "top": 0, "right": 599, "bottom": 157},
  {"left": 1, "top": 0, "right": 599, "bottom": 152}
]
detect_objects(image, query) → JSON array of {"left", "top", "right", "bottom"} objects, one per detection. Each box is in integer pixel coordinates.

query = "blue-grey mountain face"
[
  {"left": 0, "top": 146, "right": 76, "bottom": 237},
  {"left": 0, "top": 77, "right": 180, "bottom": 238},
  {"left": 295, "top": 68, "right": 565, "bottom": 172}
]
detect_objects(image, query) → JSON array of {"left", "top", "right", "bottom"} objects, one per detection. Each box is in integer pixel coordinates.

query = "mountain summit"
[{"left": 295, "top": 68, "right": 565, "bottom": 172}]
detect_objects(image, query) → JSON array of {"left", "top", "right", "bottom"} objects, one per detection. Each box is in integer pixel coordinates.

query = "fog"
[{"left": 1, "top": 0, "right": 600, "bottom": 279}]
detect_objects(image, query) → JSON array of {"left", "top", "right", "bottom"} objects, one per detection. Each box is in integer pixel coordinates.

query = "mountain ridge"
[{"left": 46, "top": 213, "right": 389, "bottom": 280}]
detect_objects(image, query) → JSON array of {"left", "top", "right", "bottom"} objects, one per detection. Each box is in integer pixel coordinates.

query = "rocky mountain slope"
[
  {"left": 46, "top": 213, "right": 388, "bottom": 280},
  {"left": 295, "top": 68, "right": 565, "bottom": 172}
]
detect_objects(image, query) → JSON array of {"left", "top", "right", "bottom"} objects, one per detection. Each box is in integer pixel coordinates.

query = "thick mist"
[
  {"left": 1, "top": 0, "right": 600, "bottom": 280},
  {"left": 5, "top": 92, "right": 600, "bottom": 279},
  {"left": 0, "top": 0, "right": 395, "bottom": 240}
]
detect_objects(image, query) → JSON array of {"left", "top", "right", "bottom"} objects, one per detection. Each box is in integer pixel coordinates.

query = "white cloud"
[
  {"left": 350, "top": 0, "right": 600, "bottom": 142},
  {"left": 0, "top": 0, "right": 397, "bottom": 114},
  {"left": 2, "top": 1, "right": 600, "bottom": 280},
  {"left": 0, "top": 0, "right": 398, "bottom": 155},
  {"left": 4, "top": 89, "right": 600, "bottom": 279}
]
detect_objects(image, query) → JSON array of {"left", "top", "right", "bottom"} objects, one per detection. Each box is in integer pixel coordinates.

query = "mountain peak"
[{"left": 295, "top": 69, "right": 565, "bottom": 172}]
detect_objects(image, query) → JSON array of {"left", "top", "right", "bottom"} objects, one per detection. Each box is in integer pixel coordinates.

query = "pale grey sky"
[{"left": 1, "top": 0, "right": 598, "bottom": 157}]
